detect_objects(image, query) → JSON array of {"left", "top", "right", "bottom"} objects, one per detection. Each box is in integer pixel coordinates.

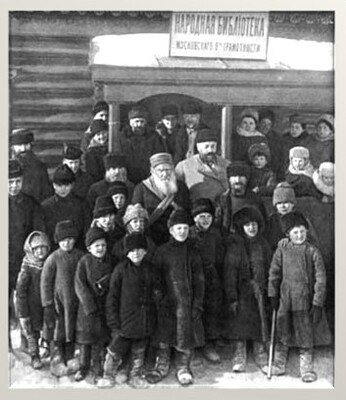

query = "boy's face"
[
  {"left": 291, "top": 157, "right": 306, "bottom": 170},
  {"left": 169, "top": 223, "right": 189, "bottom": 242},
  {"left": 252, "top": 154, "right": 267, "bottom": 169},
  {"left": 106, "top": 167, "right": 127, "bottom": 182},
  {"left": 321, "top": 171, "right": 334, "bottom": 187},
  {"left": 53, "top": 183, "right": 73, "bottom": 198},
  {"left": 88, "top": 238, "right": 107, "bottom": 258},
  {"left": 127, "top": 248, "right": 147, "bottom": 265},
  {"left": 229, "top": 176, "right": 248, "bottom": 196},
  {"left": 276, "top": 202, "right": 295, "bottom": 215},
  {"left": 112, "top": 194, "right": 126, "bottom": 210},
  {"left": 240, "top": 117, "right": 256, "bottom": 132},
  {"left": 183, "top": 113, "right": 200, "bottom": 129},
  {"left": 94, "top": 110, "right": 108, "bottom": 122},
  {"left": 127, "top": 217, "right": 145, "bottom": 233},
  {"left": 259, "top": 118, "right": 272, "bottom": 135},
  {"left": 317, "top": 122, "right": 333, "bottom": 139},
  {"left": 194, "top": 212, "right": 213, "bottom": 231},
  {"left": 162, "top": 115, "right": 178, "bottom": 130},
  {"left": 288, "top": 225, "right": 307, "bottom": 245},
  {"left": 130, "top": 118, "right": 147, "bottom": 134},
  {"left": 94, "top": 130, "right": 108, "bottom": 145},
  {"left": 32, "top": 245, "right": 49, "bottom": 261},
  {"left": 243, "top": 221, "right": 259, "bottom": 238},
  {"left": 96, "top": 214, "right": 115, "bottom": 231},
  {"left": 11, "top": 144, "right": 29, "bottom": 156},
  {"left": 63, "top": 159, "right": 80, "bottom": 174},
  {"left": 59, "top": 237, "right": 76, "bottom": 252},
  {"left": 9, "top": 176, "right": 23, "bottom": 197},
  {"left": 290, "top": 123, "right": 304, "bottom": 138}
]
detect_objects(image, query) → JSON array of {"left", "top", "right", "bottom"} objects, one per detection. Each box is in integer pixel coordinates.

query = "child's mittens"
[
  {"left": 228, "top": 302, "right": 238, "bottom": 317},
  {"left": 19, "top": 317, "right": 33, "bottom": 338},
  {"left": 43, "top": 305, "right": 56, "bottom": 330},
  {"left": 310, "top": 305, "right": 322, "bottom": 324},
  {"left": 269, "top": 297, "right": 279, "bottom": 311}
]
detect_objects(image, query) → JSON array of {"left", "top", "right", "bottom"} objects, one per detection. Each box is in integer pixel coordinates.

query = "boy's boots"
[
  {"left": 128, "top": 345, "right": 148, "bottom": 389},
  {"left": 299, "top": 348, "right": 317, "bottom": 383},
  {"left": 50, "top": 342, "right": 68, "bottom": 377},
  {"left": 97, "top": 348, "right": 122, "bottom": 389},
  {"left": 253, "top": 341, "right": 268, "bottom": 372},
  {"left": 75, "top": 344, "right": 91, "bottom": 382},
  {"left": 145, "top": 346, "right": 171, "bottom": 384},
  {"left": 263, "top": 342, "right": 288, "bottom": 376},
  {"left": 202, "top": 341, "right": 221, "bottom": 363},
  {"left": 175, "top": 349, "right": 193, "bottom": 386},
  {"left": 232, "top": 340, "right": 247, "bottom": 372},
  {"left": 64, "top": 342, "right": 79, "bottom": 375},
  {"left": 91, "top": 344, "right": 106, "bottom": 379},
  {"left": 28, "top": 334, "right": 42, "bottom": 370}
]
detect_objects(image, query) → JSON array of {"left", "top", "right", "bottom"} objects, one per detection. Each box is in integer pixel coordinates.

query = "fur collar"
[{"left": 312, "top": 170, "right": 334, "bottom": 197}]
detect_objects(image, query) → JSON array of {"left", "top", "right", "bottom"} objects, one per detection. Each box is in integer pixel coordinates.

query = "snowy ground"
[{"left": 8, "top": 328, "right": 334, "bottom": 389}]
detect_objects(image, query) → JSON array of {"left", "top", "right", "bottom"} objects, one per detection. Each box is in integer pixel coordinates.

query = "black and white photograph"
[{"left": 7, "top": 6, "right": 337, "bottom": 390}]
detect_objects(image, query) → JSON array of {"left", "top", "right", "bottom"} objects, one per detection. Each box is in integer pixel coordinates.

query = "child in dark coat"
[
  {"left": 74, "top": 227, "right": 114, "bottom": 382},
  {"left": 266, "top": 211, "right": 331, "bottom": 382},
  {"left": 15, "top": 231, "right": 50, "bottom": 369},
  {"left": 223, "top": 206, "right": 271, "bottom": 373},
  {"left": 41, "top": 220, "right": 84, "bottom": 377},
  {"left": 85, "top": 120, "right": 108, "bottom": 183},
  {"left": 97, "top": 233, "right": 160, "bottom": 389}
]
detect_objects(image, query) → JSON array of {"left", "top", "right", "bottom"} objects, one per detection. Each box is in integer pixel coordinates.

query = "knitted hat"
[
  {"left": 272, "top": 182, "right": 296, "bottom": 206},
  {"left": 239, "top": 108, "right": 259, "bottom": 123},
  {"left": 289, "top": 146, "right": 310, "bottom": 159},
  {"left": 316, "top": 113, "right": 334, "bottom": 132},
  {"left": 248, "top": 142, "right": 271, "bottom": 162},
  {"left": 54, "top": 220, "right": 79, "bottom": 243},
  {"left": 281, "top": 211, "right": 309, "bottom": 234},
  {"left": 10, "top": 129, "right": 34, "bottom": 146},
  {"left": 259, "top": 109, "right": 275, "bottom": 122},
  {"left": 124, "top": 233, "right": 148, "bottom": 254},
  {"left": 226, "top": 162, "right": 251, "bottom": 180},
  {"left": 233, "top": 206, "right": 264, "bottom": 234},
  {"left": 63, "top": 145, "right": 82, "bottom": 160},
  {"left": 90, "top": 119, "right": 108, "bottom": 138},
  {"left": 92, "top": 100, "right": 109, "bottom": 116},
  {"left": 29, "top": 231, "right": 50, "bottom": 249},
  {"left": 53, "top": 164, "right": 75, "bottom": 185},
  {"left": 107, "top": 181, "right": 129, "bottom": 199},
  {"left": 9, "top": 159, "right": 23, "bottom": 179},
  {"left": 167, "top": 209, "right": 192, "bottom": 228},
  {"left": 319, "top": 161, "right": 334, "bottom": 176},
  {"left": 161, "top": 104, "right": 179, "bottom": 118},
  {"left": 93, "top": 195, "right": 117, "bottom": 219},
  {"left": 103, "top": 153, "right": 127, "bottom": 170},
  {"left": 85, "top": 226, "right": 106, "bottom": 248},
  {"left": 191, "top": 198, "right": 215, "bottom": 218},
  {"left": 150, "top": 153, "right": 173, "bottom": 169},
  {"left": 289, "top": 114, "right": 306, "bottom": 126},
  {"left": 123, "top": 204, "right": 149, "bottom": 225},
  {"left": 128, "top": 106, "right": 149, "bottom": 120},
  {"left": 196, "top": 128, "right": 218, "bottom": 144},
  {"left": 181, "top": 101, "right": 202, "bottom": 115}
]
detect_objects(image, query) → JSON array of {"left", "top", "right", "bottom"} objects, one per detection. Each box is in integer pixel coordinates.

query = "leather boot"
[
  {"left": 252, "top": 340, "right": 268, "bottom": 371},
  {"left": 299, "top": 348, "right": 317, "bottom": 383},
  {"left": 97, "top": 348, "right": 122, "bottom": 389},
  {"left": 75, "top": 344, "right": 91, "bottom": 382},
  {"left": 232, "top": 340, "right": 247, "bottom": 372},
  {"left": 128, "top": 344, "right": 148, "bottom": 389},
  {"left": 175, "top": 349, "right": 193, "bottom": 386},
  {"left": 145, "top": 346, "right": 171, "bottom": 384},
  {"left": 28, "top": 334, "right": 42, "bottom": 370}
]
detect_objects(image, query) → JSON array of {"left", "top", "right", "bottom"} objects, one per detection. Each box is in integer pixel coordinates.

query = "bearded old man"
[
  {"left": 132, "top": 153, "right": 190, "bottom": 246},
  {"left": 175, "top": 128, "right": 230, "bottom": 203}
]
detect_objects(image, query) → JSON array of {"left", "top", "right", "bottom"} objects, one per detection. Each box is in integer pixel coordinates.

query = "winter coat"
[
  {"left": 223, "top": 230, "right": 271, "bottom": 341},
  {"left": 16, "top": 150, "right": 53, "bottom": 203},
  {"left": 74, "top": 253, "right": 114, "bottom": 345},
  {"left": 281, "top": 131, "right": 311, "bottom": 170},
  {"left": 285, "top": 171, "right": 322, "bottom": 198},
  {"left": 268, "top": 239, "right": 331, "bottom": 347},
  {"left": 132, "top": 180, "right": 191, "bottom": 246},
  {"left": 175, "top": 154, "right": 230, "bottom": 203},
  {"left": 264, "top": 129, "right": 285, "bottom": 181},
  {"left": 305, "top": 134, "right": 334, "bottom": 169},
  {"left": 41, "top": 193, "right": 91, "bottom": 250},
  {"left": 111, "top": 234, "right": 156, "bottom": 265},
  {"left": 105, "top": 258, "right": 160, "bottom": 339},
  {"left": 85, "top": 144, "right": 108, "bottom": 183},
  {"left": 72, "top": 169, "right": 94, "bottom": 201},
  {"left": 9, "top": 193, "right": 46, "bottom": 291},
  {"left": 231, "top": 132, "right": 268, "bottom": 163},
  {"left": 41, "top": 248, "right": 84, "bottom": 342},
  {"left": 152, "top": 237, "right": 205, "bottom": 350},
  {"left": 189, "top": 225, "right": 224, "bottom": 340},
  {"left": 118, "top": 125, "right": 166, "bottom": 184},
  {"left": 248, "top": 165, "right": 277, "bottom": 197},
  {"left": 155, "top": 122, "right": 181, "bottom": 163}
]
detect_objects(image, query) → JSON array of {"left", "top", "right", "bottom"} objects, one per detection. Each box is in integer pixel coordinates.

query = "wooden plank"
[{"left": 221, "top": 106, "right": 233, "bottom": 160}]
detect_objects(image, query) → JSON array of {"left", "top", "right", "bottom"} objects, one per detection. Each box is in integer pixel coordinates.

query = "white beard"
[{"left": 152, "top": 173, "right": 178, "bottom": 196}]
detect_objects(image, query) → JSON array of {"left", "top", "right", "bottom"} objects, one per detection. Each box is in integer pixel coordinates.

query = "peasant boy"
[{"left": 312, "top": 162, "right": 334, "bottom": 203}]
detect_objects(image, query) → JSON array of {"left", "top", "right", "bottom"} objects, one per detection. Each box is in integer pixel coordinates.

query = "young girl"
[
  {"left": 266, "top": 211, "right": 331, "bottom": 382},
  {"left": 312, "top": 162, "right": 334, "bottom": 203},
  {"left": 15, "top": 231, "right": 50, "bottom": 369}
]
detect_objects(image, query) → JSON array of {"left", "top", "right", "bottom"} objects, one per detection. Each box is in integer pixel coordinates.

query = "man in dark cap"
[
  {"left": 9, "top": 128, "right": 53, "bottom": 202},
  {"left": 118, "top": 105, "right": 166, "bottom": 184},
  {"left": 155, "top": 104, "right": 181, "bottom": 160},
  {"left": 175, "top": 128, "right": 230, "bottom": 203}
]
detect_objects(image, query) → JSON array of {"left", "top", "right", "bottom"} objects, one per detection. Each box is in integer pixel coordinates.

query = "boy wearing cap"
[
  {"left": 155, "top": 104, "right": 181, "bottom": 160},
  {"left": 107, "top": 180, "right": 130, "bottom": 219},
  {"left": 41, "top": 220, "right": 84, "bottom": 377},
  {"left": 97, "top": 233, "right": 160, "bottom": 389},
  {"left": 9, "top": 128, "right": 53, "bottom": 202},
  {"left": 266, "top": 211, "right": 331, "bottom": 382},
  {"left": 189, "top": 198, "right": 224, "bottom": 363},
  {"left": 175, "top": 128, "right": 230, "bottom": 203},
  {"left": 15, "top": 231, "right": 51, "bottom": 369},
  {"left": 146, "top": 209, "right": 204, "bottom": 386},
  {"left": 247, "top": 142, "right": 277, "bottom": 196},
  {"left": 74, "top": 226, "right": 113, "bottom": 382}
]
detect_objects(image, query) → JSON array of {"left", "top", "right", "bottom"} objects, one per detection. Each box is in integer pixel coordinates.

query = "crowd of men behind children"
[{"left": 8, "top": 99, "right": 335, "bottom": 388}]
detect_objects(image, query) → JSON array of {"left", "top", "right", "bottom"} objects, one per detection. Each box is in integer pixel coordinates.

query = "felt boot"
[
  {"left": 202, "top": 341, "right": 221, "bottom": 363},
  {"left": 145, "top": 346, "right": 171, "bottom": 384},
  {"left": 97, "top": 348, "right": 122, "bottom": 389},
  {"left": 232, "top": 340, "right": 247, "bottom": 372},
  {"left": 175, "top": 350, "right": 193, "bottom": 386},
  {"left": 299, "top": 348, "right": 317, "bottom": 383},
  {"left": 253, "top": 340, "right": 268, "bottom": 371},
  {"left": 263, "top": 342, "right": 288, "bottom": 376},
  {"left": 75, "top": 344, "right": 91, "bottom": 382},
  {"left": 128, "top": 345, "right": 148, "bottom": 389},
  {"left": 50, "top": 342, "right": 68, "bottom": 377}
]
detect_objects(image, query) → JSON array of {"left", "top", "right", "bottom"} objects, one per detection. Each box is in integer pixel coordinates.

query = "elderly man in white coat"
[{"left": 175, "top": 128, "right": 230, "bottom": 203}]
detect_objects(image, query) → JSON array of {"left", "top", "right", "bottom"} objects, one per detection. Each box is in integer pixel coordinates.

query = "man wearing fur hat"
[
  {"left": 118, "top": 105, "right": 166, "bottom": 184},
  {"left": 10, "top": 128, "right": 53, "bottom": 202},
  {"left": 175, "top": 128, "right": 230, "bottom": 203},
  {"left": 132, "top": 152, "right": 190, "bottom": 246}
]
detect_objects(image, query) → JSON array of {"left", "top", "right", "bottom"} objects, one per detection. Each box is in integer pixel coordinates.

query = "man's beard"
[
  {"left": 200, "top": 152, "right": 217, "bottom": 165},
  {"left": 152, "top": 173, "right": 178, "bottom": 196},
  {"left": 230, "top": 183, "right": 247, "bottom": 197}
]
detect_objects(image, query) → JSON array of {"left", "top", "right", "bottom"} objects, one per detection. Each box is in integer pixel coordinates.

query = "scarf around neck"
[
  {"left": 288, "top": 162, "right": 315, "bottom": 179},
  {"left": 236, "top": 126, "right": 265, "bottom": 138}
]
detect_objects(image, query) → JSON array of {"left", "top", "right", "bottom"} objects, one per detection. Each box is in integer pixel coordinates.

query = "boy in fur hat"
[
  {"left": 146, "top": 209, "right": 205, "bottom": 387},
  {"left": 247, "top": 142, "right": 277, "bottom": 196},
  {"left": 41, "top": 220, "right": 84, "bottom": 377},
  {"left": 15, "top": 231, "right": 50, "bottom": 369},
  {"left": 312, "top": 162, "right": 334, "bottom": 203},
  {"left": 265, "top": 211, "right": 331, "bottom": 382},
  {"left": 223, "top": 206, "right": 271, "bottom": 373},
  {"left": 97, "top": 233, "right": 161, "bottom": 389},
  {"left": 107, "top": 180, "right": 130, "bottom": 221},
  {"left": 74, "top": 227, "right": 114, "bottom": 382},
  {"left": 155, "top": 104, "right": 181, "bottom": 160},
  {"left": 189, "top": 198, "right": 224, "bottom": 364}
]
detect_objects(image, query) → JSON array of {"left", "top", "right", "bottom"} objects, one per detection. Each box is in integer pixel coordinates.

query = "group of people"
[{"left": 8, "top": 99, "right": 334, "bottom": 388}]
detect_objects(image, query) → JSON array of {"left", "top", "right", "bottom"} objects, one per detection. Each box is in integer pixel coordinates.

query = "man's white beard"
[{"left": 152, "top": 173, "right": 178, "bottom": 196}]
